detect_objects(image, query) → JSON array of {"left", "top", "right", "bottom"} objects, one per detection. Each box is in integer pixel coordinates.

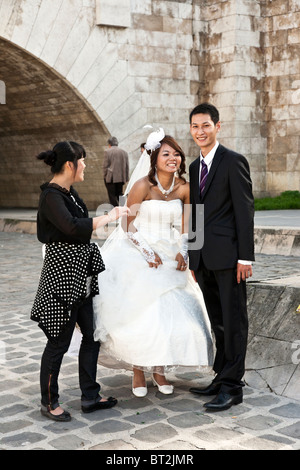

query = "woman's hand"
[
  {"left": 148, "top": 252, "right": 163, "bottom": 269},
  {"left": 107, "top": 206, "right": 130, "bottom": 222},
  {"left": 93, "top": 206, "right": 130, "bottom": 230},
  {"left": 175, "top": 252, "right": 187, "bottom": 271}
]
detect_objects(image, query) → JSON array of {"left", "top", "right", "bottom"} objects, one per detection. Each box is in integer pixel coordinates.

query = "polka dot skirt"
[{"left": 31, "top": 242, "right": 105, "bottom": 341}]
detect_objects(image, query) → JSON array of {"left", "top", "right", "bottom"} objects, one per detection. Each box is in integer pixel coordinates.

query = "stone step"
[{"left": 0, "top": 215, "right": 299, "bottom": 256}]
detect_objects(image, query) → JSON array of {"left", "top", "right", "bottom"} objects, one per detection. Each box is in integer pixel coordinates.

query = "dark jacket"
[
  {"left": 31, "top": 183, "right": 105, "bottom": 341},
  {"left": 37, "top": 183, "right": 93, "bottom": 244},
  {"left": 188, "top": 144, "right": 255, "bottom": 271}
]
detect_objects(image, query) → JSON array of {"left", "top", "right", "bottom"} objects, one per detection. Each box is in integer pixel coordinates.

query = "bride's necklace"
[{"left": 155, "top": 171, "right": 175, "bottom": 198}]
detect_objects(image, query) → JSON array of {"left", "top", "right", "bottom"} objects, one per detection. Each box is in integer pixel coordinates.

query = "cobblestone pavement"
[{"left": 1, "top": 232, "right": 300, "bottom": 451}]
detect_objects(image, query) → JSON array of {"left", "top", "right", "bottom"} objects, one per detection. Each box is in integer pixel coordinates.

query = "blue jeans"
[{"left": 40, "top": 296, "right": 101, "bottom": 410}]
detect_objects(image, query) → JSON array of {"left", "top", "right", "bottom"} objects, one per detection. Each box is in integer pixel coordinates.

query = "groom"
[{"left": 188, "top": 103, "right": 255, "bottom": 411}]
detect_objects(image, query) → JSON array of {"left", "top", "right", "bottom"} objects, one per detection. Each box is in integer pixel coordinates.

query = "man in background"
[{"left": 103, "top": 136, "right": 129, "bottom": 206}]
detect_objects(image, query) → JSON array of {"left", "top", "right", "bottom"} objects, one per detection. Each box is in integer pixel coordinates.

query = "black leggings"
[{"left": 40, "top": 296, "right": 101, "bottom": 410}]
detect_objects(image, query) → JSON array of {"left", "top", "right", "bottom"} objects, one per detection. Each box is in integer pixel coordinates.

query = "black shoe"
[
  {"left": 41, "top": 407, "right": 71, "bottom": 422},
  {"left": 189, "top": 382, "right": 221, "bottom": 396},
  {"left": 203, "top": 390, "right": 243, "bottom": 412},
  {"left": 81, "top": 396, "right": 118, "bottom": 413}
]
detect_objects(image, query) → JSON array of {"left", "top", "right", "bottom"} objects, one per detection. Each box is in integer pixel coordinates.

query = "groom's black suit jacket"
[{"left": 188, "top": 144, "right": 255, "bottom": 271}]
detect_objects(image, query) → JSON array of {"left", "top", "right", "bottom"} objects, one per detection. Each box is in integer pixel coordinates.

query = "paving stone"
[
  {"left": 236, "top": 415, "right": 283, "bottom": 430},
  {"left": 167, "top": 411, "right": 213, "bottom": 428},
  {"left": 159, "top": 398, "right": 204, "bottom": 412},
  {"left": 132, "top": 423, "right": 178, "bottom": 443},
  {"left": 277, "top": 422, "right": 300, "bottom": 439},
  {"left": 90, "top": 439, "right": 137, "bottom": 450},
  {"left": 194, "top": 426, "right": 243, "bottom": 442},
  {"left": 154, "top": 440, "right": 204, "bottom": 450},
  {"left": 48, "top": 435, "right": 90, "bottom": 450},
  {"left": 0, "top": 404, "right": 33, "bottom": 418},
  {"left": 43, "top": 418, "right": 88, "bottom": 434},
  {"left": 117, "top": 397, "right": 153, "bottom": 410},
  {"left": 11, "top": 363, "right": 40, "bottom": 374},
  {"left": 270, "top": 403, "right": 300, "bottom": 419},
  {"left": 1, "top": 230, "right": 300, "bottom": 450},
  {"left": 260, "top": 433, "right": 295, "bottom": 446},
  {"left": 0, "top": 395, "right": 20, "bottom": 407},
  {"left": 99, "top": 374, "right": 132, "bottom": 387},
  {"left": 0, "top": 380, "right": 22, "bottom": 392},
  {"left": 0, "top": 420, "right": 33, "bottom": 434},
  {"left": 124, "top": 408, "right": 167, "bottom": 425},
  {"left": 240, "top": 436, "right": 286, "bottom": 450},
  {"left": 244, "top": 395, "right": 281, "bottom": 407},
  {"left": 0, "top": 432, "right": 47, "bottom": 448},
  {"left": 89, "top": 419, "right": 134, "bottom": 435}
]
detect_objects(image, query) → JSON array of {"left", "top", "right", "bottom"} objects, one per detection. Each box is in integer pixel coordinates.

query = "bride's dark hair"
[{"left": 147, "top": 135, "right": 186, "bottom": 186}]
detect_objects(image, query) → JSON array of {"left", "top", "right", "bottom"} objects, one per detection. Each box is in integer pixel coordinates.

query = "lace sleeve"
[
  {"left": 127, "top": 231, "right": 156, "bottom": 263},
  {"left": 179, "top": 233, "right": 189, "bottom": 263}
]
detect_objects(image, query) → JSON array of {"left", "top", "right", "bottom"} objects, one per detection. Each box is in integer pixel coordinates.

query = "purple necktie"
[{"left": 200, "top": 160, "right": 208, "bottom": 196}]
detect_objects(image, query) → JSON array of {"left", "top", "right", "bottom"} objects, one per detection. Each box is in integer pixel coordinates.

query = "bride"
[{"left": 93, "top": 128, "right": 213, "bottom": 397}]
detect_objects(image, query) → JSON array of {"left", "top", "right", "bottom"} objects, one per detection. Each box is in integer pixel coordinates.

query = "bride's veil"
[
  {"left": 124, "top": 149, "right": 150, "bottom": 197},
  {"left": 96, "top": 149, "right": 151, "bottom": 253},
  {"left": 96, "top": 127, "right": 165, "bottom": 253}
]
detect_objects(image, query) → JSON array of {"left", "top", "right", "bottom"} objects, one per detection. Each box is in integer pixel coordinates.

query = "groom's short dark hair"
[{"left": 190, "top": 103, "right": 219, "bottom": 125}]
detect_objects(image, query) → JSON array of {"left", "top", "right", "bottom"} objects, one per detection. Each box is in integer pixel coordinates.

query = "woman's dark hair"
[
  {"left": 147, "top": 135, "right": 186, "bottom": 186},
  {"left": 37, "top": 141, "right": 86, "bottom": 174}
]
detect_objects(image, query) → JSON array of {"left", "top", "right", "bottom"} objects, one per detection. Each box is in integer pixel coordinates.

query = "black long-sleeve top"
[
  {"left": 32, "top": 182, "right": 105, "bottom": 341},
  {"left": 37, "top": 183, "right": 93, "bottom": 244}
]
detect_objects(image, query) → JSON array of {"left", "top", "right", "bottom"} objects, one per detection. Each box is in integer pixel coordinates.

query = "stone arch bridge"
[{"left": 0, "top": 0, "right": 299, "bottom": 209}]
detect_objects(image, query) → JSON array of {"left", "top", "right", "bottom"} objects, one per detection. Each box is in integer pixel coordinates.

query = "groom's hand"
[{"left": 237, "top": 263, "right": 253, "bottom": 283}]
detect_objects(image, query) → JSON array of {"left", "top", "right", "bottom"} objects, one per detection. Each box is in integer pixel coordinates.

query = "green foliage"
[{"left": 254, "top": 191, "right": 300, "bottom": 210}]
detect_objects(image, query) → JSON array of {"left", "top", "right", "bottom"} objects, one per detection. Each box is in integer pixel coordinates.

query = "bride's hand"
[
  {"left": 148, "top": 252, "right": 163, "bottom": 269},
  {"left": 175, "top": 253, "right": 187, "bottom": 271},
  {"left": 108, "top": 206, "right": 130, "bottom": 221}
]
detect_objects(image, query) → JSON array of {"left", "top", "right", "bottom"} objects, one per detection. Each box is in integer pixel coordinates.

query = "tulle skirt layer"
[{"left": 93, "top": 232, "right": 214, "bottom": 375}]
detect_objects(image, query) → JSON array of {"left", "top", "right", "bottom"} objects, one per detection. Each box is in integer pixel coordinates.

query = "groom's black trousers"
[{"left": 194, "top": 258, "right": 248, "bottom": 392}]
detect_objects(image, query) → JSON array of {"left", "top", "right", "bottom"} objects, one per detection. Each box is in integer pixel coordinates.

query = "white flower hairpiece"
[{"left": 143, "top": 126, "right": 165, "bottom": 152}]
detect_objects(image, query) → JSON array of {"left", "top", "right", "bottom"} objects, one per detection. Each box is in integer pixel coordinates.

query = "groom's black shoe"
[
  {"left": 189, "top": 382, "right": 221, "bottom": 396},
  {"left": 203, "top": 389, "right": 243, "bottom": 412}
]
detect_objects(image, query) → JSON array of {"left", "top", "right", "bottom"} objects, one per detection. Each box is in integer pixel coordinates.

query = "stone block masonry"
[{"left": 0, "top": 0, "right": 299, "bottom": 209}]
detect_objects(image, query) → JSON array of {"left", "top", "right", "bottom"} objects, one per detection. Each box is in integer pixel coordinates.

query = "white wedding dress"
[{"left": 93, "top": 198, "right": 214, "bottom": 375}]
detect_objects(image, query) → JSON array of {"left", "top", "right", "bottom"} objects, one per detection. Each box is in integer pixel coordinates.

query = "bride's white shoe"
[
  {"left": 152, "top": 375, "right": 174, "bottom": 395},
  {"left": 132, "top": 379, "right": 148, "bottom": 397},
  {"left": 132, "top": 386, "right": 148, "bottom": 397}
]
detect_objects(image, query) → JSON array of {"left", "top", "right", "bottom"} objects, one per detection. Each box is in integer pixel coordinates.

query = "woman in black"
[{"left": 31, "top": 141, "right": 129, "bottom": 421}]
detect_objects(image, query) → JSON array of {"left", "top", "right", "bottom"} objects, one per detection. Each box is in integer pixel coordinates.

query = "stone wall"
[
  {"left": 0, "top": 0, "right": 299, "bottom": 208},
  {"left": 0, "top": 38, "right": 109, "bottom": 209},
  {"left": 262, "top": 0, "right": 300, "bottom": 196},
  {"left": 196, "top": 0, "right": 267, "bottom": 196},
  {"left": 246, "top": 283, "right": 300, "bottom": 401},
  {"left": 0, "top": 0, "right": 200, "bottom": 208}
]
